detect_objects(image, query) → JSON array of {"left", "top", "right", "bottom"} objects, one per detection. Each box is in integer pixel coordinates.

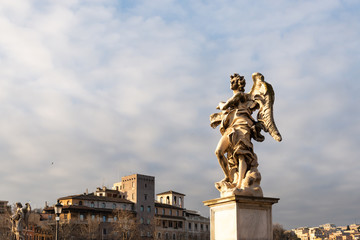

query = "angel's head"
[
  {"left": 230, "top": 73, "right": 245, "bottom": 92},
  {"left": 15, "top": 202, "right": 22, "bottom": 209}
]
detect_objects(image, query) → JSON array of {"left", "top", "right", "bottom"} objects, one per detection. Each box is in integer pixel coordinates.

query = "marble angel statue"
[
  {"left": 210, "top": 72, "right": 282, "bottom": 197},
  {"left": 11, "top": 202, "right": 31, "bottom": 240}
]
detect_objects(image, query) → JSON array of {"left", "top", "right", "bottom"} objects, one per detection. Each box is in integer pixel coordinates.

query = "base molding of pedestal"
[{"left": 204, "top": 195, "right": 279, "bottom": 240}]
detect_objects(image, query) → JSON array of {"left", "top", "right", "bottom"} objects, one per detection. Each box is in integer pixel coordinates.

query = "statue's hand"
[{"left": 217, "top": 101, "right": 226, "bottom": 110}]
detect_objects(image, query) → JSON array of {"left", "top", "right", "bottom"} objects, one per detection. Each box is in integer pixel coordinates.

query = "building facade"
[
  {"left": 154, "top": 191, "right": 210, "bottom": 240},
  {"left": 43, "top": 173, "right": 209, "bottom": 239}
]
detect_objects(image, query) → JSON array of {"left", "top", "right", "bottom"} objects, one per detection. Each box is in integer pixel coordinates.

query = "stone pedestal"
[{"left": 203, "top": 195, "right": 279, "bottom": 240}]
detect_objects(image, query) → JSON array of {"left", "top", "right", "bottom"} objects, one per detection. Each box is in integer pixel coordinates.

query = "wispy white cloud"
[{"left": 0, "top": 0, "right": 359, "bottom": 229}]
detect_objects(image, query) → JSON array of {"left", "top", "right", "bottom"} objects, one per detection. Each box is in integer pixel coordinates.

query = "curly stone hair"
[{"left": 230, "top": 73, "right": 245, "bottom": 91}]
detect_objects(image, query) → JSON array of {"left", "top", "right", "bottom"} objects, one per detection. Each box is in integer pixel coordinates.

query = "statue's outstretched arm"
[{"left": 220, "top": 92, "right": 244, "bottom": 110}]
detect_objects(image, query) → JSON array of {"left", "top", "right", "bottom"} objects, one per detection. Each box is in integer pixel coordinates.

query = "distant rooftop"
[
  {"left": 157, "top": 190, "right": 185, "bottom": 196},
  {"left": 58, "top": 193, "right": 133, "bottom": 204}
]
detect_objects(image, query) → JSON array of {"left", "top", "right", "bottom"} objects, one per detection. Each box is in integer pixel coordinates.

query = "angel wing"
[
  {"left": 249, "top": 72, "right": 282, "bottom": 142},
  {"left": 23, "top": 203, "right": 31, "bottom": 228}
]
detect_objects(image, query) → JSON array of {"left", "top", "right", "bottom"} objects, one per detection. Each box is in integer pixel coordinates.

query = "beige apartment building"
[
  {"left": 44, "top": 173, "right": 209, "bottom": 239},
  {"left": 113, "top": 173, "right": 155, "bottom": 238},
  {"left": 154, "top": 190, "right": 209, "bottom": 240}
]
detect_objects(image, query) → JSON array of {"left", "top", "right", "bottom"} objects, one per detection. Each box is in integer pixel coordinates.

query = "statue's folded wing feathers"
[{"left": 249, "top": 73, "right": 282, "bottom": 142}]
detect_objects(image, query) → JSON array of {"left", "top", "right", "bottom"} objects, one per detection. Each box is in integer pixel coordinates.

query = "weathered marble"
[
  {"left": 11, "top": 202, "right": 31, "bottom": 240},
  {"left": 204, "top": 196, "right": 279, "bottom": 240},
  {"left": 210, "top": 73, "right": 282, "bottom": 197}
]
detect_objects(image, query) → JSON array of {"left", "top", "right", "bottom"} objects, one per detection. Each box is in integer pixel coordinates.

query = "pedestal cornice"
[{"left": 203, "top": 195, "right": 279, "bottom": 207}]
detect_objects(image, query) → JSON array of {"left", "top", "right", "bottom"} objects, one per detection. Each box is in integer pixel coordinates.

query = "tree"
[
  {"left": 0, "top": 209, "right": 12, "bottom": 240},
  {"left": 273, "top": 223, "right": 300, "bottom": 240},
  {"left": 111, "top": 209, "right": 140, "bottom": 240}
]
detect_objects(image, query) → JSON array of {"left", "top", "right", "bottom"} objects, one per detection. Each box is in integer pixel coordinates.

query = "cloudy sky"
[{"left": 1, "top": 0, "right": 360, "bottom": 229}]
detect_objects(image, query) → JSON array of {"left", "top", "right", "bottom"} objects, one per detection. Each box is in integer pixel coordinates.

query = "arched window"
[
  {"left": 112, "top": 203, "right": 116, "bottom": 209},
  {"left": 169, "top": 209, "right": 172, "bottom": 215},
  {"left": 166, "top": 196, "right": 170, "bottom": 204},
  {"left": 155, "top": 208, "right": 158, "bottom": 214},
  {"left": 140, "top": 217, "right": 144, "bottom": 224},
  {"left": 79, "top": 201, "right": 83, "bottom": 206},
  {"left": 140, "top": 205, "right": 144, "bottom": 212},
  {"left": 174, "top": 196, "right": 177, "bottom": 205},
  {"left": 179, "top": 197, "right": 182, "bottom": 207},
  {"left": 102, "top": 216, "right": 106, "bottom": 222},
  {"left": 147, "top": 206, "right": 151, "bottom": 212},
  {"left": 90, "top": 202, "right": 95, "bottom": 208},
  {"left": 102, "top": 202, "right": 106, "bottom": 208},
  {"left": 160, "top": 197, "right": 163, "bottom": 203}
]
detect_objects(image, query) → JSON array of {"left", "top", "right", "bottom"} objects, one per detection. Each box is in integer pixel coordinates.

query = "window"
[
  {"left": 91, "top": 215, "right": 95, "bottom": 220},
  {"left": 79, "top": 201, "right": 83, "bottom": 206},
  {"left": 145, "top": 183, "right": 147, "bottom": 188},
  {"left": 195, "top": 223, "right": 198, "bottom": 230},
  {"left": 166, "top": 196, "right": 170, "bottom": 204},
  {"left": 102, "top": 216, "right": 106, "bottom": 222},
  {"left": 179, "top": 197, "right": 182, "bottom": 207},
  {"left": 67, "top": 201, "right": 71, "bottom": 205},
  {"left": 174, "top": 196, "right": 177, "bottom": 205},
  {"left": 155, "top": 208, "right": 158, "bottom": 214},
  {"left": 147, "top": 218, "right": 150, "bottom": 224},
  {"left": 132, "top": 193, "right": 134, "bottom": 200},
  {"left": 173, "top": 233, "right": 176, "bottom": 240},
  {"left": 90, "top": 202, "right": 95, "bottom": 208},
  {"left": 158, "top": 233, "right": 161, "bottom": 239},
  {"left": 188, "top": 223, "right": 191, "bottom": 229},
  {"left": 176, "top": 210, "right": 179, "bottom": 216},
  {"left": 201, "top": 224, "right": 203, "bottom": 230},
  {"left": 162, "top": 209, "right": 165, "bottom": 214},
  {"left": 140, "top": 217, "right": 144, "bottom": 224},
  {"left": 122, "top": 204, "right": 126, "bottom": 210},
  {"left": 102, "top": 202, "right": 106, "bottom": 208},
  {"left": 169, "top": 221, "right": 173, "bottom": 228},
  {"left": 160, "top": 197, "right": 163, "bottom": 203},
  {"left": 112, "top": 203, "right": 116, "bottom": 209},
  {"left": 147, "top": 206, "right": 151, "bottom": 212},
  {"left": 80, "top": 214, "right": 84, "bottom": 221},
  {"left": 103, "top": 228, "right": 107, "bottom": 235},
  {"left": 144, "top": 194, "right": 148, "bottom": 200},
  {"left": 140, "top": 205, "right": 144, "bottom": 212},
  {"left": 169, "top": 209, "right": 172, "bottom": 215},
  {"left": 114, "top": 216, "right": 117, "bottom": 221},
  {"left": 132, "top": 182, "right": 134, "bottom": 188}
]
